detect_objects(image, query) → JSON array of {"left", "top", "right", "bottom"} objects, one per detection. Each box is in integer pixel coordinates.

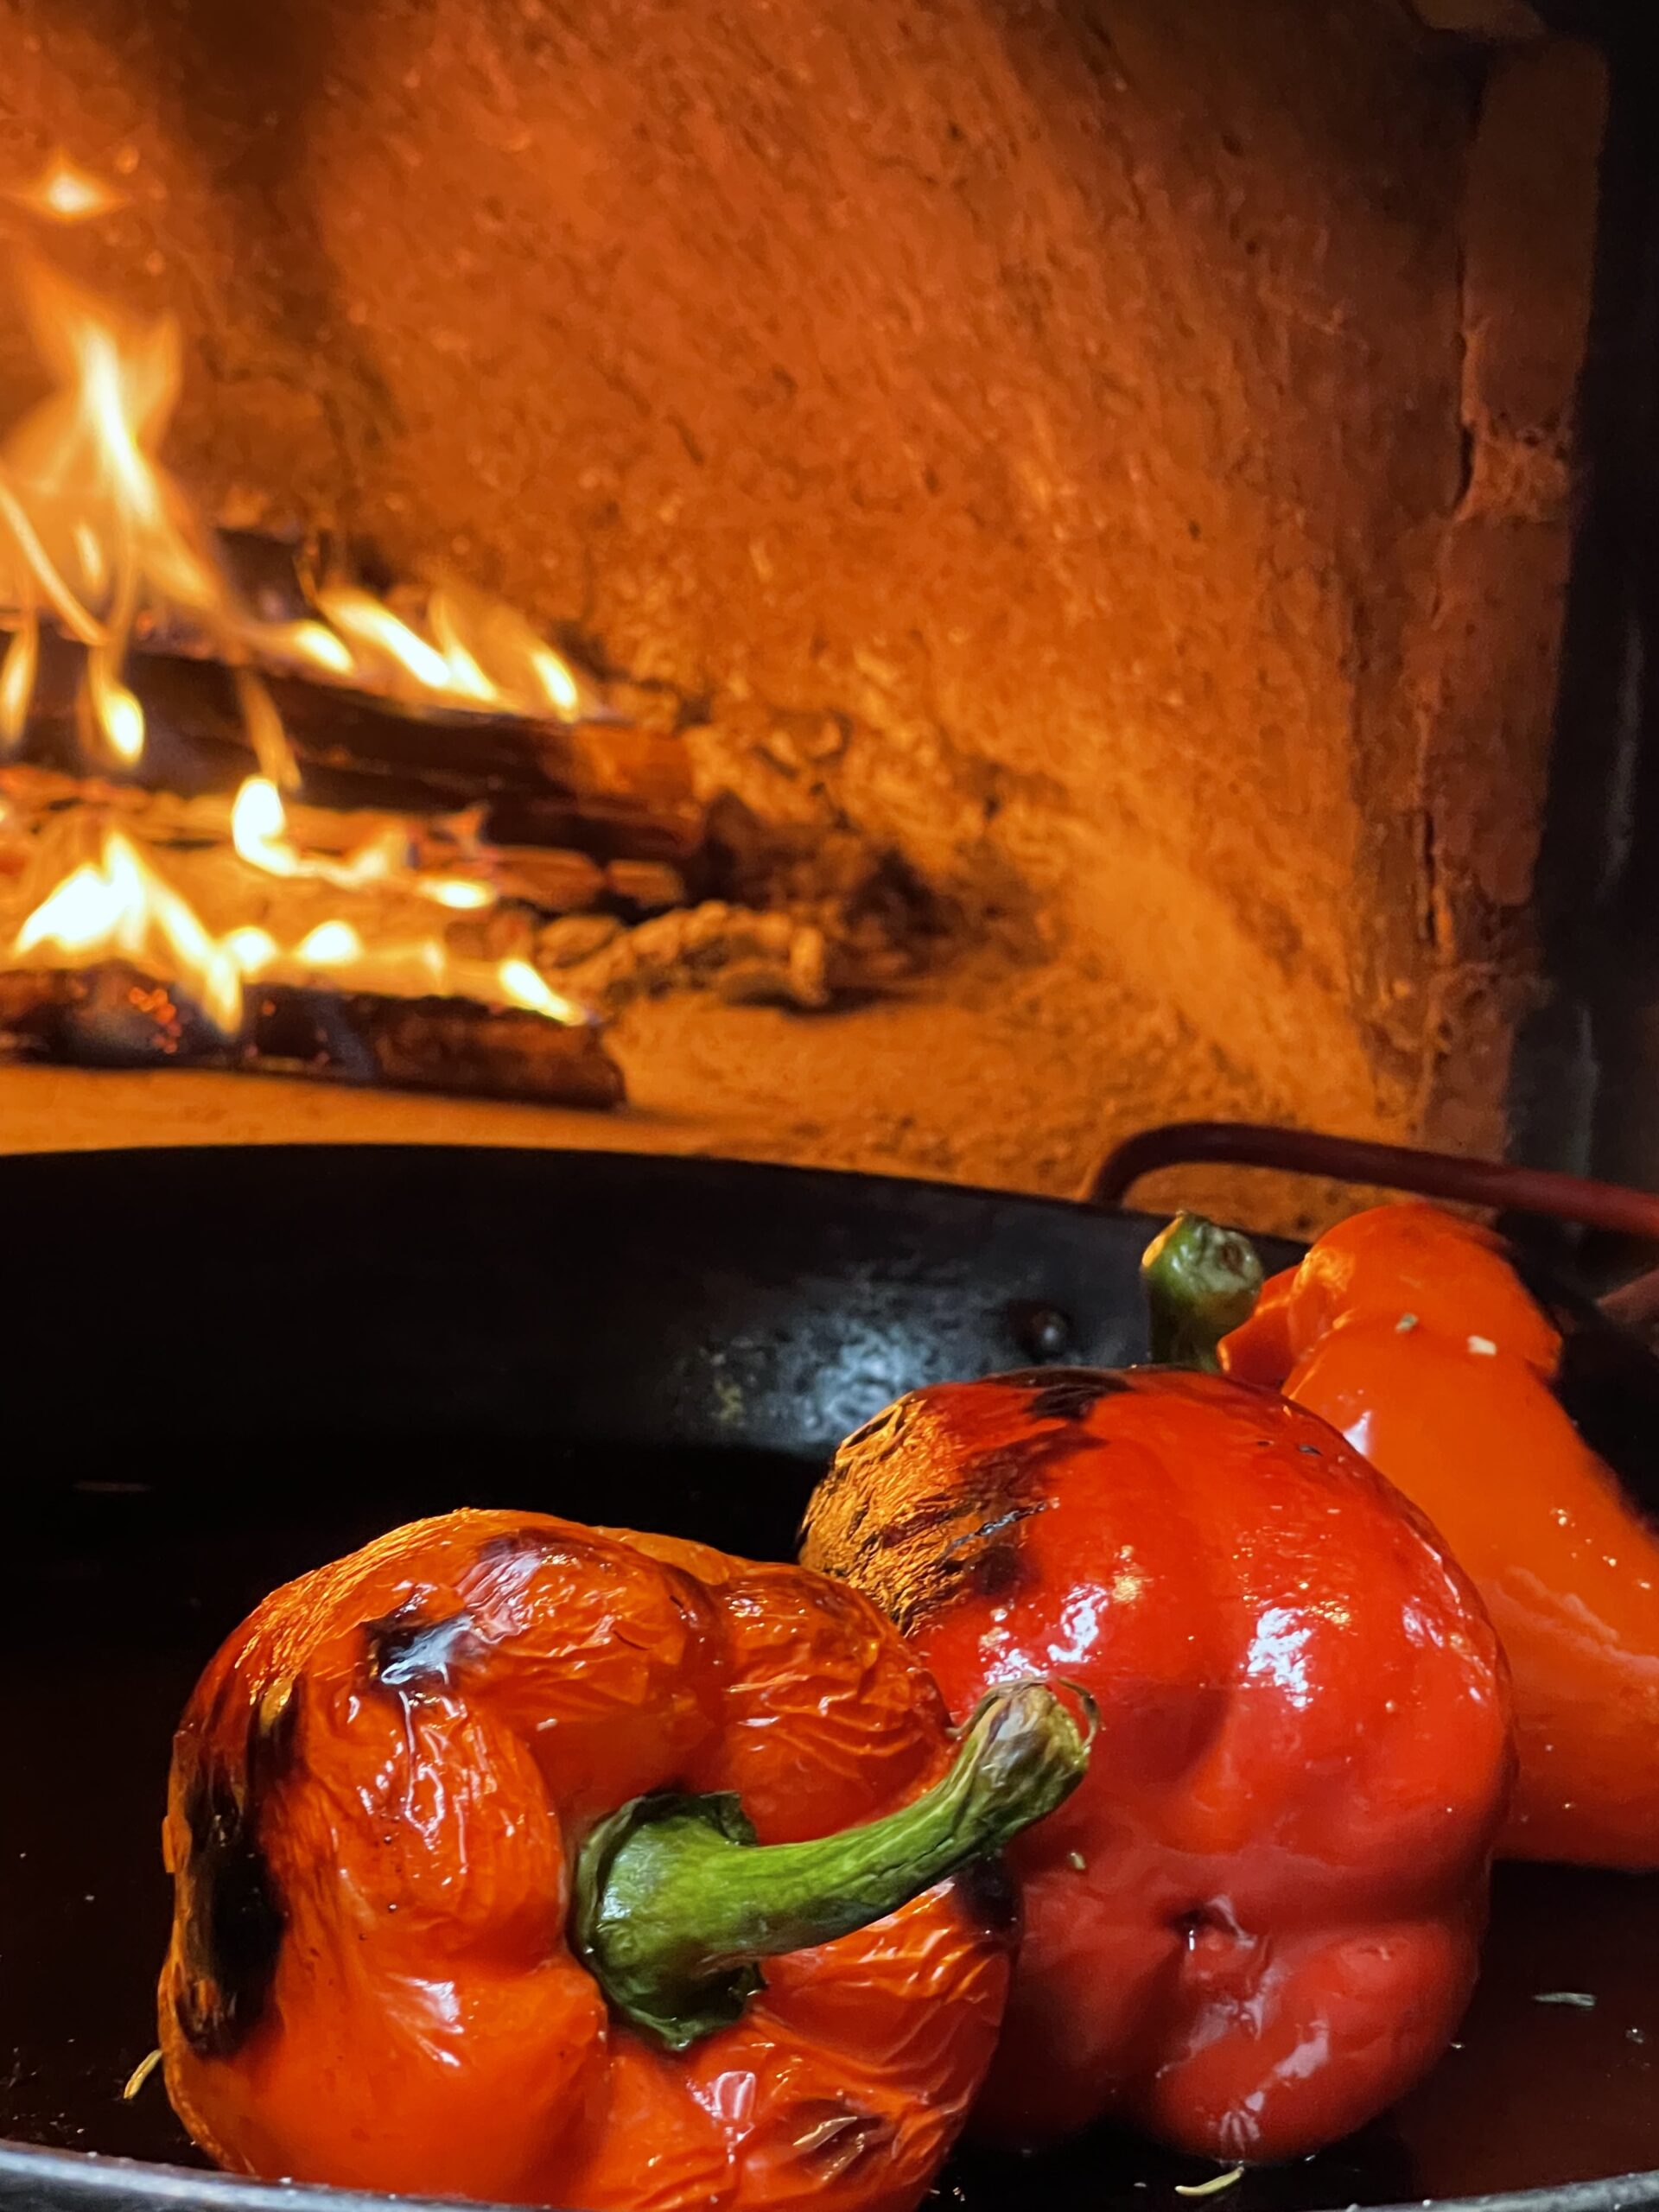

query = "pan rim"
[{"left": 3, "top": 2137, "right": 1659, "bottom": 2212}]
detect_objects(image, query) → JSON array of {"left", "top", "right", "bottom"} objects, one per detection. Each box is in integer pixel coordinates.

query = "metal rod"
[{"left": 1083, "top": 1121, "right": 1659, "bottom": 1243}]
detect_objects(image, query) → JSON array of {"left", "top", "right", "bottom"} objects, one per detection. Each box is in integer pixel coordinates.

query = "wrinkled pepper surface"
[
  {"left": 1215, "top": 1199, "right": 1659, "bottom": 1869},
  {"left": 160, "top": 1510, "right": 1089, "bottom": 2212},
  {"left": 801, "top": 1366, "right": 1511, "bottom": 2162}
]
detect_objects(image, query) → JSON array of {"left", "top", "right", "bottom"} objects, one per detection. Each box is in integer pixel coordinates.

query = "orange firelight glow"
[
  {"left": 0, "top": 157, "right": 599, "bottom": 1039},
  {"left": 10, "top": 823, "right": 582, "bottom": 1037},
  {"left": 0, "top": 226, "right": 594, "bottom": 741},
  {"left": 4, "top": 152, "right": 127, "bottom": 226}
]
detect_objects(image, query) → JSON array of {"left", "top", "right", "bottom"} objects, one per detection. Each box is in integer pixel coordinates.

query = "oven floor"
[{"left": 5, "top": 1457, "right": 1656, "bottom": 2212}]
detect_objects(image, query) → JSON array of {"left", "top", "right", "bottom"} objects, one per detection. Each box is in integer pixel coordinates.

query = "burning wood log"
[
  {"left": 15, "top": 631, "right": 705, "bottom": 870},
  {"left": 0, "top": 234, "right": 707, "bottom": 1114},
  {"left": 0, "top": 763, "right": 673, "bottom": 919},
  {"left": 0, "top": 962, "right": 625, "bottom": 1109}
]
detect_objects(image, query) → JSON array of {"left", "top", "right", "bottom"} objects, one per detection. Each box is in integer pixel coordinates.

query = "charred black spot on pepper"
[
  {"left": 365, "top": 1603, "right": 480, "bottom": 1692},
  {"left": 938, "top": 1500, "right": 1052, "bottom": 1606},
  {"left": 837, "top": 1400, "right": 912, "bottom": 1457},
  {"left": 809, "top": 1429, "right": 1089, "bottom": 1632},
  {"left": 994, "top": 1368, "right": 1129, "bottom": 1421},
  {"left": 1027, "top": 1381, "right": 1113, "bottom": 1423},
  {"left": 941, "top": 1503, "right": 1049, "bottom": 1557},
  {"left": 968, "top": 1542, "right": 1027, "bottom": 1600},
  {"left": 172, "top": 1754, "right": 285, "bottom": 2061}
]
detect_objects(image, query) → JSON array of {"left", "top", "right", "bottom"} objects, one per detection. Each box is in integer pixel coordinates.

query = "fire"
[
  {"left": 86, "top": 650, "right": 146, "bottom": 764},
  {"left": 16, "top": 828, "right": 245, "bottom": 1033},
  {"left": 0, "top": 157, "right": 596, "bottom": 765},
  {"left": 230, "top": 774, "right": 495, "bottom": 910},
  {"left": 10, "top": 820, "right": 583, "bottom": 1035},
  {"left": 0, "top": 615, "right": 38, "bottom": 745},
  {"left": 4, "top": 153, "right": 126, "bottom": 226},
  {"left": 0, "top": 156, "right": 603, "bottom": 1054}
]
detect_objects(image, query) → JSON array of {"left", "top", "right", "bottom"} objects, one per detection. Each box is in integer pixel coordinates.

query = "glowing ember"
[{"left": 16, "top": 828, "right": 243, "bottom": 1033}]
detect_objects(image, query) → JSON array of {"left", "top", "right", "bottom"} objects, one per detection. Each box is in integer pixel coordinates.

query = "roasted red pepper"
[
  {"left": 801, "top": 1362, "right": 1511, "bottom": 2162},
  {"left": 159, "top": 1510, "right": 1088, "bottom": 2212},
  {"left": 1215, "top": 1199, "right": 1659, "bottom": 1870}
]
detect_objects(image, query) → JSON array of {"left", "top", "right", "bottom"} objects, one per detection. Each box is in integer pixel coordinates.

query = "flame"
[
  {"left": 0, "top": 250, "right": 221, "bottom": 701},
  {"left": 498, "top": 957, "right": 582, "bottom": 1023},
  {"left": 233, "top": 669, "right": 300, "bottom": 791},
  {"left": 0, "top": 172, "right": 607, "bottom": 1047},
  {"left": 0, "top": 615, "right": 38, "bottom": 747},
  {"left": 5, "top": 154, "right": 126, "bottom": 226},
  {"left": 17, "top": 828, "right": 244, "bottom": 1032},
  {"left": 0, "top": 193, "right": 597, "bottom": 777},
  {"left": 9, "top": 821, "right": 582, "bottom": 1035},
  {"left": 86, "top": 649, "right": 146, "bottom": 763},
  {"left": 229, "top": 773, "right": 495, "bottom": 909},
  {"left": 262, "top": 620, "right": 355, "bottom": 679},
  {"left": 316, "top": 586, "right": 459, "bottom": 696},
  {"left": 222, "top": 925, "right": 277, "bottom": 976},
  {"left": 296, "top": 918, "right": 362, "bottom": 965}
]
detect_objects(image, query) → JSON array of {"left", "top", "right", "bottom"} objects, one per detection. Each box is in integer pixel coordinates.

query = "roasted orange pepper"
[
  {"left": 1212, "top": 1200, "right": 1659, "bottom": 1869},
  {"left": 159, "top": 1510, "right": 1088, "bottom": 2212},
  {"left": 802, "top": 1361, "right": 1510, "bottom": 2162}
]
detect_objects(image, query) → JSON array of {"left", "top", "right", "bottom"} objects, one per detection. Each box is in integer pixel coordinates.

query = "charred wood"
[
  {"left": 13, "top": 631, "right": 704, "bottom": 870},
  {"left": 0, "top": 963, "right": 625, "bottom": 1109},
  {"left": 0, "top": 765, "right": 670, "bottom": 920}
]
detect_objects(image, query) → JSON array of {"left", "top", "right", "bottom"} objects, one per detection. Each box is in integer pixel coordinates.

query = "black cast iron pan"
[{"left": 3, "top": 1144, "right": 1658, "bottom": 2212}]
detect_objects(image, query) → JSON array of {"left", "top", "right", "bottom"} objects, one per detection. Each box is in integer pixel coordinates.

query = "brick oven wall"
[{"left": 0, "top": 0, "right": 1608, "bottom": 1222}]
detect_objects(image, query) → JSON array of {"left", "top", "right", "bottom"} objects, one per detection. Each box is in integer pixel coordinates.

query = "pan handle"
[{"left": 1082, "top": 1120, "right": 1659, "bottom": 1242}]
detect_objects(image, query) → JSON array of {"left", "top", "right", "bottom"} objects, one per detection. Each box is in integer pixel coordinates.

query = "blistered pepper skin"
[
  {"left": 1222, "top": 1201, "right": 1659, "bottom": 1869},
  {"left": 159, "top": 1510, "right": 1019, "bottom": 2212},
  {"left": 801, "top": 1368, "right": 1511, "bottom": 2163}
]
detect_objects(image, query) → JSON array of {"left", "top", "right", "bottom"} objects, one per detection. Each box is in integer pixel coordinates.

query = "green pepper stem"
[
  {"left": 570, "top": 1680, "right": 1092, "bottom": 2050},
  {"left": 1141, "top": 1211, "right": 1265, "bottom": 1370}
]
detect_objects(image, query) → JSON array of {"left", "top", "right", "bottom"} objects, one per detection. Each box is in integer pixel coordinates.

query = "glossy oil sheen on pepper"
[
  {"left": 1221, "top": 1200, "right": 1659, "bottom": 1871},
  {"left": 159, "top": 1510, "right": 1027, "bottom": 2212},
  {"left": 801, "top": 1366, "right": 1513, "bottom": 2163}
]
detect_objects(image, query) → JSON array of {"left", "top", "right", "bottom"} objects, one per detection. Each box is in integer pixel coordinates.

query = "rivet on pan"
[{"left": 1008, "top": 1302, "right": 1073, "bottom": 1361}]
